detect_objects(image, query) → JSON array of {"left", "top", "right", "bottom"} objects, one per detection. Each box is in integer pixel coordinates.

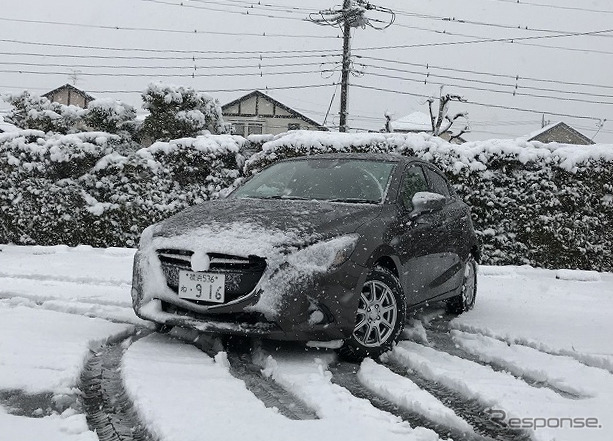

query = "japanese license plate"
[{"left": 178, "top": 270, "right": 225, "bottom": 303}]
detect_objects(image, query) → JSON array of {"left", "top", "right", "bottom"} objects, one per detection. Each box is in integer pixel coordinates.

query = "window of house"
[
  {"left": 232, "top": 123, "right": 245, "bottom": 136},
  {"left": 288, "top": 123, "right": 301, "bottom": 131},
  {"left": 248, "top": 123, "right": 263, "bottom": 135}
]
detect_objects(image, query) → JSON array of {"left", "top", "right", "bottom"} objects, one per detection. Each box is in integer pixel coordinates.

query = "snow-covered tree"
[
  {"left": 84, "top": 98, "right": 138, "bottom": 138},
  {"left": 140, "top": 83, "right": 229, "bottom": 142},
  {"left": 427, "top": 92, "right": 470, "bottom": 142},
  {"left": 3, "top": 91, "right": 86, "bottom": 134}
]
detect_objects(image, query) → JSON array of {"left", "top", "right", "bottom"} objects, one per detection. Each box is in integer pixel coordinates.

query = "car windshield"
[{"left": 232, "top": 158, "right": 396, "bottom": 204}]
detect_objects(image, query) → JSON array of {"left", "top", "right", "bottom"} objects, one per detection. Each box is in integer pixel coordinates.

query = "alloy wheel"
[
  {"left": 353, "top": 280, "right": 398, "bottom": 348},
  {"left": 462, "top": 260, "right": 476, "bottom": 307}
]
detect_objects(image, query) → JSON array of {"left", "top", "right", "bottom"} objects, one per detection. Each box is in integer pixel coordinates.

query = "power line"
[
  {"left": 0, "top": 16, "right": 337, "bottom": 39},
  {"left": 0, "top": 82, "right": 341, "bottom": 95},
  {"left": 358, "top": 55, "right": 613, "bottom": 91},
  {"left": 480, "top": 0, "right": 613, "bottom": 15},
  {"left": 358, "top": 61, "right": 613, "bottom": 101},
  {"left": 352, "top": 27, "right": 613, "bottom": 51},
  {"left": 391, "top": 8, "right": 613, "bottom": 37},
  {"left": 0, "top": 38, "right": 339, "bottom": 56},
  {"left": 0, "top": 68, "right": 322, "bottom": 78},
  {"left": 388, "top": 21, "right": 613, "bottom": 56},
  {"left": 360, "top": 70, "right": 613, "bottom": 106},
  {"left": 352, "top": 83, "right": 606, "bottom": 122},
  {"left": 0, "top": 60, "right": 330, "bottom": 71},
  {"left": 140, "top": 0, "right": 312, "bottom": 21}
]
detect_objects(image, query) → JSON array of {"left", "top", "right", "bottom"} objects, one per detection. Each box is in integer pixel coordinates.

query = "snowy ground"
[{"left": 0, "top": 244, "right": 611, "bottom": 441}]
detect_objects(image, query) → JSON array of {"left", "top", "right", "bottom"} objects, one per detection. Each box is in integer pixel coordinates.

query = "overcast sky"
[{"left": 1, "top": 0, "right": 612, "bottom": 142}]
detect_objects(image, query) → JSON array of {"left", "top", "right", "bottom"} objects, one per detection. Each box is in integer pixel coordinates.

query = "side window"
[
  {"left": 424, "top": 167, "right": 450, "bottom": 198},
  {"left": 401, "top": 166, "right": 428, "bottom": 210}
]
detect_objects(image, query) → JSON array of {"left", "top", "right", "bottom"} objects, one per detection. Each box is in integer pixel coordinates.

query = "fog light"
[{"left": 309, "top": 310, "right": 325, "bottom": 325}]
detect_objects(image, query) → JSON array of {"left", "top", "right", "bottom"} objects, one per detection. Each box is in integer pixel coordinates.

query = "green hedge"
[
  {"left": 1, "top": 129, "right": 612, "bottom": 271},
  {"left": 0, "top": 131, "right": 245, "bottom": 247},
  {"left": 246, "top": 131, "right": 613, "bottom": 272}
]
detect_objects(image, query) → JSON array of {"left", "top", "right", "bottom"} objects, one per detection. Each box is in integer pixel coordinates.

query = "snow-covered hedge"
[
  {"left": 2, "top": 129, "right": 612, "bottom": 271},
  {"left": 246, "top": 131, "right": 613, "bottom": 272},
  {"left": 0, "top": 131, "right": 245, "bottom": 247}
]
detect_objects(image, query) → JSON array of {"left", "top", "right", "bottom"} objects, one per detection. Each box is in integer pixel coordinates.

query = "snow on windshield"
[{"left": 233, "top": 159, "right": 395, "bottom": 203}]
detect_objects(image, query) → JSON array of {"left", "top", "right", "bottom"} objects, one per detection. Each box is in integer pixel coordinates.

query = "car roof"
[{"left": 278, "top": 152, "right": 418, "bottom": 164}]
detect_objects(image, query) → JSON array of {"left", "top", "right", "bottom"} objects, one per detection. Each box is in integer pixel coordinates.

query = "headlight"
[{"left": 287, "top": 235, "right": 359, "bottom": 272}]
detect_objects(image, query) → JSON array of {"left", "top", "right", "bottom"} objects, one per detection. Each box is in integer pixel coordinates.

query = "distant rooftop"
[
  {"left": 390, "top": 112, "right": 432, "bottom": 132},
  {"left": 526, "top": 121, "right": 594, "bottom": 145}
]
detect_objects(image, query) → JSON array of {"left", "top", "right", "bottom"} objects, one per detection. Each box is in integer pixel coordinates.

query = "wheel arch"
[{"left": 363, "top": 245, "right": 401, "bottom": 279}]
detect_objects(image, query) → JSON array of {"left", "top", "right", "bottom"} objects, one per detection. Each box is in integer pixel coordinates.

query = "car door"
[
  {"left": 393, "top": 164, "right": 450, "bottom": 305},
  {"left": 419, "top": 165, "right": 465, "bottom": 299}
]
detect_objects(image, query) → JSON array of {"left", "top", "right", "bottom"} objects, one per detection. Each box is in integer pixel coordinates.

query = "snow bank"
[
  {"left": 358, "top": 358, "right": 474, "bottom": 434},
  {"left": 555, "top": 269, "right": 601, "bottom": 281},
  {"left": 0, "top": 304, "right": 133, "bottom": 394},
  {"left": 390, "top": 341, "right": 611, "bottom": 441},
  {"left": 450, "top": 266, "right": 613, "bottom": 372}
]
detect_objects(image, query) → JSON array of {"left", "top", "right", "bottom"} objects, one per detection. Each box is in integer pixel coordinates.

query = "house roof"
[
  {"left": 390, "top": 112, "right": 432, "bottom": 132},
  {"left": 42, "top": 84, "right": 96, "bottom": 102},
  {"left": 222, "top": 90, "right": 327, "bottom": 130},
  {"left": 527, "top": 121, "right": 594, "bottom": 145}
]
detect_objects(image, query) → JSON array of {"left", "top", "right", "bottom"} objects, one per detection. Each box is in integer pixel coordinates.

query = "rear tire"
[
  {"left": 446, "top": 256, "right": 477, "bottom": 314},
  {"left": 337, "top": 266, "right": 406, "bottom": 362}
]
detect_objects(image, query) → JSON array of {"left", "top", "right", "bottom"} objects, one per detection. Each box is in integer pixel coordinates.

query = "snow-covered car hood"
[
  {"left": 147, "top": 198, "right": 381, "bottom": 251},
  {"left": 136, "top": 198, "right": 380, "bottom": 318}
]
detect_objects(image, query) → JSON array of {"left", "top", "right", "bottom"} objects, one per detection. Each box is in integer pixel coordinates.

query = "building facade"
[
  {"left": 42, "top": 84, "right": 95, "bottom": 108},
  {"left": 222, "top": 90, "right": 327, "bottom": 136}
]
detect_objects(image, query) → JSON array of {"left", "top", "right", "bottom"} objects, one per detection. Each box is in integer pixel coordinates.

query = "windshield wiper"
[
  {"left": 326, "top": 198, "right": 379, "bottom": 204},
  {"left": 256, "top": 195, "right": 311, "bottom": 201}
]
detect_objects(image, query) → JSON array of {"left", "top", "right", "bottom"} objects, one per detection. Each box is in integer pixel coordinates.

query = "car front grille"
[{"left": 157, "top": 249, "right": 266, "bottom": 306}]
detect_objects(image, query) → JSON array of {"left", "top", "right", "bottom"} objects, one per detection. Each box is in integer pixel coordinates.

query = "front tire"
[
  {"left": 446, "top": 257, "right": 477, "bottom": 314},
  {"left": 337, "top": 267, "right": 406, "bottom": 362}
]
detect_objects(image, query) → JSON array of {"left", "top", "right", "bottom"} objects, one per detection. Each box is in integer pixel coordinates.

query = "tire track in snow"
[
  {"left": 380, "top": 357, "right": 531, "bottom": 441},
  {"left": 328, "top": 361, "right": 486, "bottom": 441},
  {"left": 184, "top": 333, "right": 318, "bottom": 421},
  {"left": 421, "top": 321, "right": 583, "bottom": 399},
  {"left": 449, "top": 321, "right": 613, "bottom": 374},
  {"left": 80, "top": 334, "right": 156, "bottom": 441}
]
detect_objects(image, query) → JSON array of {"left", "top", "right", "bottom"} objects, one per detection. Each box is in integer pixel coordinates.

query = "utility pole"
[
  {"left": 339, "top": 0, "right": 352, "bottom": 132},
  {"left": 309, "top": 1, "right": 394, "bottom": 132}
]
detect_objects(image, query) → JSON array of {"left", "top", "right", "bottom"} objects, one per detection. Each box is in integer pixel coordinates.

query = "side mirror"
[{"left": 411, "top": 191, "right": 446, "bottom": 217}]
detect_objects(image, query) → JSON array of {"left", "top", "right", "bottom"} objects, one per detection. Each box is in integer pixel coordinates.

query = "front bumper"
[{"left": 131, "top": 249, "right": 368, "bottom": 342}]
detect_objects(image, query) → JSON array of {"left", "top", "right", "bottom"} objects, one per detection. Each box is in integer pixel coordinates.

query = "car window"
[
  {"left": 424, "top": 167, "right": 450, "bottom": 198},
  {"left": 232, "top": 159, "right": 396, "bottom": 203},
  {"left": 400, "top": 166, "right": 429, "bottom": 211}
]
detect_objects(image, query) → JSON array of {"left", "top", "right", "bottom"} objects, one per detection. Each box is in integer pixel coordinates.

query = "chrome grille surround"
[{"left": 156, "top": 249, "right": 266, "bottom": 307}]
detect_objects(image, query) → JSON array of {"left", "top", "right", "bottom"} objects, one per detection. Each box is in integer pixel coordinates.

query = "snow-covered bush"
[
  {"left": 0, "top": 131, "right": 245, "bottom": 247},
  {"left": 2, "top": 91, "right": 86, "bottom": 134},
  {"left": 1, "top": 127, "right": 611, "bottom": 272},
  {"left": 84, "top": 98, "right": 138, "bottom": 139},
  {"left": 246, "top": 131, "right": 613, "bottom": 272},
  {"left": 140, "top": 83, "right": 229, "bottom": 142}
]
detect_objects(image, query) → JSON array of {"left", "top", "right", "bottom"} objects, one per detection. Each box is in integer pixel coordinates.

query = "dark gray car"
[{"left": 131, "top": 153, "right": 479, "bottom": 360}]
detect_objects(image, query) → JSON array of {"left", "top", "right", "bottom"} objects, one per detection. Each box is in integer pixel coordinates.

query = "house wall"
[
  {"left": 223, "top": 94, "right": 322, "bottom": 136},
  {"left": 46, "top": 89, "right": 90, "bottom": 108},
  {"left": 225, "top": 115, "right": 320, "bottom": 136}
]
